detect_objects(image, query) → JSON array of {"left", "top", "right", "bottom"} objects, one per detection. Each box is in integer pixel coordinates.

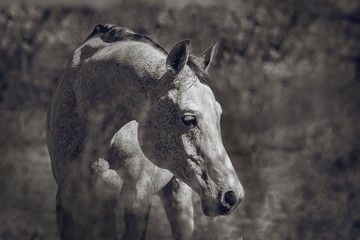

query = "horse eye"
[{"left": 181, "top": 115, "right": 197, "bottom": 127}]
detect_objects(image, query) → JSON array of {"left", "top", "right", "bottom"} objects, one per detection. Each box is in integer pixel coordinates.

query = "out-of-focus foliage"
[{"left": 0, "top": 0, "right": 360, "bottom": 239}]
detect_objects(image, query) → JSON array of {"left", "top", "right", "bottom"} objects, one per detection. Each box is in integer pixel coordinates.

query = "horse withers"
[{"left": 46, "top": 24, "right": 244, "bottom": 240}]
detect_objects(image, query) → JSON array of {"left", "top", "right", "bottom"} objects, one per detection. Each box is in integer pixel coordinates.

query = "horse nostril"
[
  {"left": 224, "top": 190, "right": 237, "bottom": 207},
  {"left": 219, "top": 190, "right": 240, "bottom": 214}
]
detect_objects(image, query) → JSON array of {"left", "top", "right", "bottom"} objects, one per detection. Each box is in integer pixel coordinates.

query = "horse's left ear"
[
  {"left": 166, "top": 40, "right": 190, "bottom": 75},
  {"left": 198, "top": 40, "right": 218, "bottom": 71}
]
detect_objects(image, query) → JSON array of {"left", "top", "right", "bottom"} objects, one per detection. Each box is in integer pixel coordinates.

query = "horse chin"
[{"left": 201, "top": 205, "right": 218, "bottom": 217}]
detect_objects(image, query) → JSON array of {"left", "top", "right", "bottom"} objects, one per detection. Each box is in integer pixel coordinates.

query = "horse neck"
[
  {"left": 113, "top": 42, "right": 169, "bottom": 121},
  {"left": 73, "top": 39, "right": 168, "bottom": 126}
]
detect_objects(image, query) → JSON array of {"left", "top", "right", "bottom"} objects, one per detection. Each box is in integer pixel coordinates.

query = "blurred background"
[{"left": 0, "top": 0, "right": 360, "bottom": 239}]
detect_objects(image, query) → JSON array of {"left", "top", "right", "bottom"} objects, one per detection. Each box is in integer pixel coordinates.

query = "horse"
[{"left": 46, "top": 24, "right": 244, "bottom": 240}]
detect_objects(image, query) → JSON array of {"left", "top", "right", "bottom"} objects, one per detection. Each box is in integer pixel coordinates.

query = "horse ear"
[
  {"left": 198, "top": 40, "right": 218, "bottom": 71},
  {"left": 166, "top": 40, "right": 190, "bottom": 75}
]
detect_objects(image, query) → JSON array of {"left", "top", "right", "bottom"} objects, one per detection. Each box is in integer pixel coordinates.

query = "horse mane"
[
  {"left": 187, "top": 56, "right": 213, "bottom": 88},
  {"left": 86, "top": 24, "right": 212, "bottom": 88},
  {"left": 86, "top": 24, "right": 167, "bottom": 54}
]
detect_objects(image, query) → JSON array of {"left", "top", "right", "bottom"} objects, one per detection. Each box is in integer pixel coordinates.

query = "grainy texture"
[{"left": 0, "top": 0, "right": 359, "bottom": 239}]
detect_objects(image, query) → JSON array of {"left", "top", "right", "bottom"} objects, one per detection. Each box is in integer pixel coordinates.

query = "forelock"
[{"left": 187, "top": 56, "right": 213, "bottom": 89}]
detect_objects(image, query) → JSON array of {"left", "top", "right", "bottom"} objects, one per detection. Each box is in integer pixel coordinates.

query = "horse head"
[{"left": 138, "top": 40, "right": 244, "bottom": 216}]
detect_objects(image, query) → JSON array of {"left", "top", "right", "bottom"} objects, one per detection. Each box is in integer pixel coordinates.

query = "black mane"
[
  {"left": 86, "top": 24, "right": 167, "bottom": 54},
  {"left": 86, "top": 24, "right": 212, "bottom": 88},
  {"left": 187, "top": 56, "right": 213, "bottom": 88}
]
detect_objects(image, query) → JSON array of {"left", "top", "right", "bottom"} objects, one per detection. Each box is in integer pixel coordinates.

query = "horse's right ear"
[
  {"left": 198, "top": 40, "right": 218, "bottom": 71},
  {"left": 166, "top": 40, "right": 190, "bottom": 75}
]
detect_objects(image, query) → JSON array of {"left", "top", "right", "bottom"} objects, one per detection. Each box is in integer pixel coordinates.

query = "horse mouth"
[
  {"left": 218, "top": 204, "right": 235, "bottom": 215},
  {"left": 200, "top": 201, "right": 234, "bottom": 216},
  {"left": 200, "top": 190, "right": 242, "bottom": 216},
  {"left": 201, "top": 202, "right": 233, "bottom": 216}
]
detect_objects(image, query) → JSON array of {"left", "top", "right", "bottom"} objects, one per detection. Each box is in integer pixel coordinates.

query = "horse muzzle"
[
  {"left": 219, "top": 189, "right": 243, "bottom": 214},
  {"left": 201, "top": 186, "right": 244, "bottom": 216}
]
